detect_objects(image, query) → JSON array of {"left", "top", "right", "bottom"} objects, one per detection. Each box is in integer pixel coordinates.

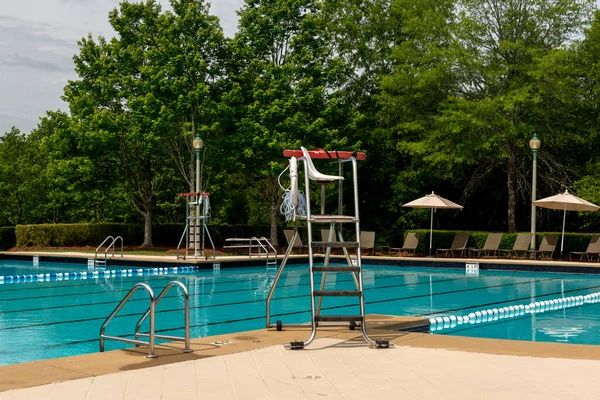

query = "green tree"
[
  {"left": 379, "top": 0, "right": 594, "bottom": 232},
  {"left": 570, "top": 10, "right": 600, "bottom": 231},
  {"left": 29, "top": 111, "right": 135, "bottom": 224},
  {"left": 159, "top": 0, "right": 229, "bottom": 193},
  {"left": 375, "top": 0, "right": 457, "bottom": 234},
  {"left": 63, "top": 1, "right": 188, "bottom": 246},
  {"left": 0, "top": 127, "right": 37, "bottom": 225},
  {"left": 232, "top": 0, "right": 357, "bottom": 243}
]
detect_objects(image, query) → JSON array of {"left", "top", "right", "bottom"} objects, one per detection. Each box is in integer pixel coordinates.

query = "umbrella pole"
[
  {"left": 561, "top": 208, "right": 566, "bottom": 256},
  {"left": 429, "top": 208, "right": 434, "bottom": 257}
]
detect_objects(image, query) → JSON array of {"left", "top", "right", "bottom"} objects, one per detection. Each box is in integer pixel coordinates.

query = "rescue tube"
[{"left": 289, "top": 156, "right": 298, "bottom": 215}]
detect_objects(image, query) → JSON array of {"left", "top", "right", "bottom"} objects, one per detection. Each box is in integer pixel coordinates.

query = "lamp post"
[
  {"left": 529, "top": 133, "right": 541, "bottom": 251},
  {"left": 192, "top": 134, "right": 204, "bottom": 257}
]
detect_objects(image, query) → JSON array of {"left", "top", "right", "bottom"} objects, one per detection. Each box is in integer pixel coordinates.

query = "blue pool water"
[
  {"left": 0, "top": 260, "right": 88, "bottom": 276},
  {"left": 1, "top": 259, "right": 600, "bottom": 366}
]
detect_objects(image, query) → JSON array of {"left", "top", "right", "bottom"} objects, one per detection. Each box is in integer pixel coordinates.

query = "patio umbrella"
[
  {"left": 403, "top": 192, "right": 463, "bottom": 256},
  {"left": 533, "top": 189, "right": 600, "bottom": 254}
]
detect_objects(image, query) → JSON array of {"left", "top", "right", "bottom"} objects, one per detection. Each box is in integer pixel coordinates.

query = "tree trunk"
[
  {"left": 143, "top": 209, "right": 153, "bottom": 247},
  {"left": 507, "top": 153, "right": 517, "bottom": 232}
]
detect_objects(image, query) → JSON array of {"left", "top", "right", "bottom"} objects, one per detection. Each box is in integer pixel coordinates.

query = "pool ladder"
[
  {"left": 94, "top": 236, "right": 123, "bottom": 269},
  {"left": 251, "top": 236, "right": 278, "bottom": 270},
  {"left": 99, "top": 281, "right": 192, "bottom": 358}
]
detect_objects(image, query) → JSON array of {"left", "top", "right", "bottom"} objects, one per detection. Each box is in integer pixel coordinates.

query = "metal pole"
[
  {"left": 531, "top": 280, "right": 536, "bottom": 342},
  {"left": 429, "top": 208, "right": 434, "bottom": 257},
  {"left": 561, "top": 208, "right": 566, "bottom": 255},
  {"left": 530, "top": 148, "right": 537, "bottom": 251},
  {"left": 195, "top": 149, "right": 201, "bottom": 258}
]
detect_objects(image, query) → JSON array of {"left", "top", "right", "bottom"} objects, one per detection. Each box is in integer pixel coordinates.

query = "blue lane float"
[
  {"left": 0, "top": 265, "right": 200, "bottom": 285},
  {"left": 429, "top": 292, "right": 600, "bottom": 332}
]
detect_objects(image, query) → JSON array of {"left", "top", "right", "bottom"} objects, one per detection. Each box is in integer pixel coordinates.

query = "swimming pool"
[{"left": 2, "top": 259, "right": 600, "bottom": 366}]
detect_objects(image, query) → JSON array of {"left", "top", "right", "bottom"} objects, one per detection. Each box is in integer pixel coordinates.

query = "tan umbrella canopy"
[
  {"left": 403, "top": 192, "right": 463, "bottom": 256},
  {"left": 533, "top": 189, "right": 600, "bottom": 254}
]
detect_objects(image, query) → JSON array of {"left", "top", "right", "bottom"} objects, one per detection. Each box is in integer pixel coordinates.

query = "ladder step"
[
  {"left": 313, "top": 290, "right": 361, "bottom": 297},
  {"left": 313, "top": 266, "right": 360, "bottom": 272},
  {"left": 315, "top": 315, "right": 364, "bottom": 322},
  {"left": 311, "top": 241, "right": 359, "bottom": 249}
]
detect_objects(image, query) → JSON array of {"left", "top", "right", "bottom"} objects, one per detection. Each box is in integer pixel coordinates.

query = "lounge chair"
[
  {"left": 498, "top": 233, "right": 532, "bottom": 258},
  {"left": 360, "top": 231, "right": 375, "bottom": 255},
  {"left": 436, "top": 233, "right": 470, "bottom": 257},
  {"left": 526, "top": 234, "right": 559, "bottom": 259},
  {"left": 470, "top": 233, "right": 503, "bottom": 258},
  {"left": 570, "top": 235, "right": 600, "bottom": 262},
  {"left": 284, "top": 229, "right": 308, "bottom": 254},
  {"left": 391, "top": 232, "right": 420, "bottom": 256}
]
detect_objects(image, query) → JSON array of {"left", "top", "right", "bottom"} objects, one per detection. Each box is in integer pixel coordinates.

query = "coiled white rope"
[
  {"left": 278, "top": 157, "right": 307, "bottom": 221},
  {"left": 280, "top": 188, "right": 307, "bottom": 221}
]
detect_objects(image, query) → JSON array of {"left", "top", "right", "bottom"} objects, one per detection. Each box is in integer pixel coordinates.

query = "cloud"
[
  {"left": 0, "top": 16, "right": 77, "bottom": 54},
  {"left": 0, "top": 0, "right": 244, "bottom": 134},
  {"left": 0, "top": 53, "right": 69, "bottom": 72},
  {"left": 209, "top": 0, "right": 243, "bottom": 37},
  {"left": 0, "top": 112, "right": 38, "bottom": 135}
]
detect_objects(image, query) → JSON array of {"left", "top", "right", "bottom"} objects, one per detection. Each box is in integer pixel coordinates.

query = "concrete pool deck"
[
  {"left": 2, "top": 317, "right": 600, "bottom": 399},
  {"left": 2, "top": 252, "right": 600, "bottom": 398}
]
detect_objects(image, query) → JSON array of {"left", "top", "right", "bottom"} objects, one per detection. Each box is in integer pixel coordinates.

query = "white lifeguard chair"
[
  {"left": 265, "top": 147, "right": 392, "bottom": 349},
  {"left": 176, "top": 192, "right": 215, "bottom": 260}
]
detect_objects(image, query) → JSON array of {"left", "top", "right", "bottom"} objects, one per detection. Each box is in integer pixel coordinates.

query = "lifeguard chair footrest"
[
  {"left": 375, "top": 340, "right": 393, "bottom": 348},
  {"left": 284, "top": 341, "right": 305, "bottom": 350}
]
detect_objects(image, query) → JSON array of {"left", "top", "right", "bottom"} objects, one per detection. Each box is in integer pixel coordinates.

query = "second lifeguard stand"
[{"left": 176, "top": 192, "right": 215, "bottom": 260}]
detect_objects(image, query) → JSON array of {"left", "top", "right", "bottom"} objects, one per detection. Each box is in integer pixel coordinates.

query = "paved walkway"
[{"left": 2, "top": 338, "right": 600, "bottom": 399}]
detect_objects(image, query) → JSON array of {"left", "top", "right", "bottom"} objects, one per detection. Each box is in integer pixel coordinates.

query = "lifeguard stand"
[
  {"left": 265, "top": 147, "right": 392, "bottom": 349},
  {"left": 176, "top": 192, "right": 215, "bottom": 260}
]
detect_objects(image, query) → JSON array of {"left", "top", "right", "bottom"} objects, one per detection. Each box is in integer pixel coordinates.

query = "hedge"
[
  {"left": 15, "top": 223, "right": 271, "bottom": 248},
  {"left": 12, "top": 223, "right": 600, "bottom": 255}
]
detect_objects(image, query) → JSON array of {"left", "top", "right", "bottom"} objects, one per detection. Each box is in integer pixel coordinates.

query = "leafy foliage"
[{"left": 3, "top": 0, "right": 600, "bottom": 248}]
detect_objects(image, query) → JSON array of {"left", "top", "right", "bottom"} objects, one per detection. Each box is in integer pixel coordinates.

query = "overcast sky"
[{"left": 0, "top": 0, "right": 243, "bottom": 134}]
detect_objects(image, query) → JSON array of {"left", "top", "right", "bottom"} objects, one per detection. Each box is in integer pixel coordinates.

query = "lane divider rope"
[
  {"left": 429, "top": 293, "right": 600, "bottom": 332},
  {"left": 0, "top": 266, "right": 200, "bottom": 285}
]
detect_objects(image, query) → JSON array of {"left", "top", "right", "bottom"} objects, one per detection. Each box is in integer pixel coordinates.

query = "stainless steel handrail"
[
  {"left": 106, "top": 235, "right": 123, "bottom": 259},
  {"left": 251, "top": 237, "right": 278, "bottom": 268},
  {"left": 134, "top": 281, "right": 192, "bottom": 353},
  {"left": 260, "top": 237, "right": 278, "bottom": 257},
  {"left": 95, "top": 235, "right": 123, "bottom": 267},
  {"left": 99, "top": 282, "right": 157, "bottom": 358},
  {"left": 95, "top": 235, "right": 114, "bottom": 263}
]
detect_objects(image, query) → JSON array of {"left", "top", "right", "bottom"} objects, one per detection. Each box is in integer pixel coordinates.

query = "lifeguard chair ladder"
[
  {"left": 265, "top": 147, "right": 391, "bottom": 349},
  {"left": 176, "top": 192, "right": 215, "bottom": 260}
]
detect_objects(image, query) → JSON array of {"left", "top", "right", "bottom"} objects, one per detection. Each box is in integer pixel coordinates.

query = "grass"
[
  {"left": 7, "top": 246, "right": 242, "bottom": 257},
  {"left": 8, "top": 246, "right": 175, "bottom": 256}
]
